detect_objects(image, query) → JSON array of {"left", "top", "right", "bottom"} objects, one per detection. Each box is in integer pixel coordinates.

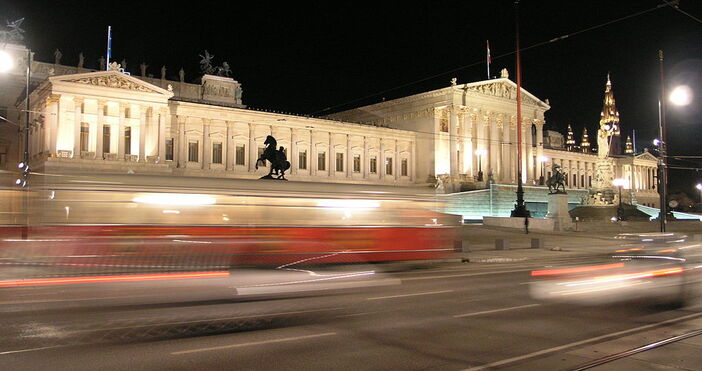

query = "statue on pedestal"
[
  {"left": 255, "top": 135, "right": 291, "bottom": 180},
  {"left": 546, "top": 164, "right": 567, "bottom": 194}
]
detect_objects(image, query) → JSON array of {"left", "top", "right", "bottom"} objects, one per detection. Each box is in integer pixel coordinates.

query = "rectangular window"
[
  {"left": 80, "top": 123, "right": 89, "bottom": 152},
  {"left": 298, "top": 150, "right": 307, "bottom": 170},
  {"left": 370, "top": 156, "right": 377, "bottom": 174},
  {"left": 353, "top": 155, "right": 361, "bottom": 173},
  {"left": 336, "top": 153, "right": 344, "bottom": 172},
  {"left": 212, "top": 142, "right": 223, "bottom": 164},
  {"left": 188, "top": 141, "right": 199, "bottom": 162},
  {"left": 236, "top": 145, "right": 245, "bottom": 165},
  {"left": 573, "top": 174, "right": 577, "bottom": 187},
  {"left": 401, "top": 158, "right": 408, "bottom": 176},
  {"left": 165, "top": 138, "right": 173, "bottom": 161},
  {"left": 317, "top": 151, "right": 326, "bottom": 171},
  {"left": 124, "top": 126, "right": 132, "bottom": 155},
  {"left": 102, "top": 126, "right": 111, "bottom": 153},
  {"left": 385, "top": 157, "right": 393, "bottom": 175},
  {"left": 581, "top": 175, "right": 585, "bottom": 187}
]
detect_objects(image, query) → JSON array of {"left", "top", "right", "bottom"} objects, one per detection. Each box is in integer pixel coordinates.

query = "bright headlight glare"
[{"left": 133, "top": 193, "right": 216, "bottom": 206}]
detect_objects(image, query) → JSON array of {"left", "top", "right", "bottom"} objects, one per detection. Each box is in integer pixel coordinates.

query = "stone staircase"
[{"left": 439, "top": 183, "right": 589, "bottom": 221}]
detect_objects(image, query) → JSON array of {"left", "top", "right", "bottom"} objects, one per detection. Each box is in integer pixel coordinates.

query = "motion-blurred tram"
[{"left": 0, "top": 174, "right": 461, "bottom": 269}]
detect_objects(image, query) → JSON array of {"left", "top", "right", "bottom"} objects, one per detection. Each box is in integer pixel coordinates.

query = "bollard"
[
  {"left": 495, "top": 239, "right": 510, "bottom": 250},
  {"left": 531, "top": 238, "right": 544, "bottom": 249}
]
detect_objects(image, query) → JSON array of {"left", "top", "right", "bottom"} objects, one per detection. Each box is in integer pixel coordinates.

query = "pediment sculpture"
[{"left": 66, "top": 74, "right": 158, "bottom": 93}]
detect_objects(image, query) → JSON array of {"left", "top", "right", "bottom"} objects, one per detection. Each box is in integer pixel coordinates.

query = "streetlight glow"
[
  {"left": 669, "top": 85, "right": 692, "bottom": 106},
  {"left": 0, "top": 50, "right": 13, "bottom": 73}
]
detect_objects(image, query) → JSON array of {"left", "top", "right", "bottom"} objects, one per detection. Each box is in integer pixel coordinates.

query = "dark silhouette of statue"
[
  {"left": 546, "top": 164, "right": 567, "bottom": 194},
  {"left": 256, "top": 135, "right": 291, "bottom": 180}
]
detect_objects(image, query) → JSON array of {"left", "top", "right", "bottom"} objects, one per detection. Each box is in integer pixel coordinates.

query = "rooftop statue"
[
  {"left": 546, "top": 163, "right": 567, "bottom": 194},
  {"left": 199, "top": 50, "right": 215, "bottom": 75},
  {"left": 0, "top": 18, "right": 24, "bottom": 43},
  {"left": 255, "top": 135, "right": 290, "bottom": 180}
]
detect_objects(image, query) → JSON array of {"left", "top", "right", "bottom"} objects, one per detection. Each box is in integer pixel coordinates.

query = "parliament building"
[{"left": 0, "top": 43, "right": 660, "bottom": 218}]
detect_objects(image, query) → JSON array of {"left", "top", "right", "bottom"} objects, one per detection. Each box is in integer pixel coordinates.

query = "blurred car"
[{"left": 530, "top": 233, "right": 702, "bottom": 307}]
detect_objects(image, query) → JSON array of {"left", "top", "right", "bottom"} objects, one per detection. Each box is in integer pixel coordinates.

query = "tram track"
[{"left": 568, "top": 327, "right": 702, "bottom": 371}]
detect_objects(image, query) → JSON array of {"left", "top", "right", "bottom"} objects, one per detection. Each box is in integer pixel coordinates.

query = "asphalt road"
[{"left": 2, "top": 254, "right": 702, "bottom": 371}]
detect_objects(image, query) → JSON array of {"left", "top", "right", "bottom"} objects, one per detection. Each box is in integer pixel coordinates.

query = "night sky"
[{"left": 2, "top": 1, "right": 701, "bottom": 197}]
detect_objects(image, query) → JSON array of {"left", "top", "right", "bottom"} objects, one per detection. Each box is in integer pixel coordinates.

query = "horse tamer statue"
[
  {"left": 546, "top": 163, "right": 567, "bottom": 194},
  {"left": 256, "top": 135, "right": 291, "bottom": 180}
]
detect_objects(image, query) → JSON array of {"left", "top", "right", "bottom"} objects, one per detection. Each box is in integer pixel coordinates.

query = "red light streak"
[
  {"left": 0, "top": 271, "right": 230, "bottom": 288},
  {"left": 531, "top": 263, "right": 625, "bottom": 277}
]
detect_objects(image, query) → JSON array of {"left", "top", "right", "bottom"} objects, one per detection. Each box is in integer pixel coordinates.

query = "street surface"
[{"left": 2, "top": 226, "right": 702, "bottom": 370}]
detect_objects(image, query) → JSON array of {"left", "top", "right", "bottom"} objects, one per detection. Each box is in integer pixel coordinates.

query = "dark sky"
[{"left": 2, "top": 0, "right": 701, "bottom": 196}]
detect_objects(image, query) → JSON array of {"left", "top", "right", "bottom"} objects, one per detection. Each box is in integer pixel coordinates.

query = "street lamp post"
[
  {"left": 0, "top": 46, "right": 32, "bottom": 238},
  {"left": 475, "top": 149, "right": 487, "bottom": 182},
  {"left": 613, "top": 178, "right": 627, "bottom": 221},
  {"left": 696, "top": 183, "right": 702, "bottom": 211},
  {"left": 657, "top": 50, "right": 693, "bottom": 231}
]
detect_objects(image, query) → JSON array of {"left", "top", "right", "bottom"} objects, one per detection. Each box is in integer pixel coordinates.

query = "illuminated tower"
[
  {"left": 566, "top": 124, "right": 576, "bottom": 151},
  {"left": 625, "top": 135, "right": 634, "bottom": 154},
  {"left": 597, "top": 73, "right": 622, "bottom": 156},
  {"left": 581, "top": 127, "right": 591, "bottom": 153}
]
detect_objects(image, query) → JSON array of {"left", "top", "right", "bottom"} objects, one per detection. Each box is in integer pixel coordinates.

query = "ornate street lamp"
[
  {"left": 475, "top": 149, "right": 487, "bottom": 182},
  {"left": 656, "top": 51, "right": 692, "bottom": 232}
]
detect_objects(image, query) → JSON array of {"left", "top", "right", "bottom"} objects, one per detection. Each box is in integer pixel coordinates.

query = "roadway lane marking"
[
  {"left": 402, "top": 268, "right": 532, "bottom": 281},
  {"left": 453, "top": 303, "right": 541, "bottom": 318},
  {"left": 171, "top": 332, "right": 337, "bottom": 355},
  {"left": 462, "top": 311, "right": 702, "bottom": 371},
  {"left": 366, "top": 290, "right": 454, "bottom": 301},
  {"left": 0, "top": 346, "right": 61, "bottom": 355}
]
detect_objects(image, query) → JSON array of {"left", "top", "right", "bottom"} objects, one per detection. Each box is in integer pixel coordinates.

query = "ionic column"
[
  {"left": 117, "top": 104, "right": 126, "bottom": 159},
  {"left": 363, "top": 136, "right": 369, "bottom": 179},
  {"left": 248, "top": 123, "right": 256, "bottom": 172},
  {"left": 379, "top": 139, "right": 385, "bottom": 180},
  {"left": 346, "top": 134, "right": 351, "bottom": 178},
  {"left": 225, "top": 122, "right": 234, "bottom": 171},
  {"left": 327, "top": 131, "right": 332, "bottom": 177},
  {"left": 176, "top": 115, "right": 186, "bottom": 167},
  {"left": 394, "top": 139, "right": 400, "bottom": 181},
  {"left": 139, "top": 106, "right": 147, "bottom": 161},
  {"left": 411, "top": 140, "right": 417, "bottom": 182},
  {"left": 157, "top": 109, "right": 167, "bottom": 162},
  {"left": 501, "top": 120, "right": 512, "bottom": 183},
  {"left": 73, "top": 98, "right": 83, "bottom": 157},
  {"left": 489, "top": 117, "right": 500, "bottom": 180},
  {"left": 203, "top": 120, "right": 211, "bottom": 170},
  {"left": 536, "top": 123, "right": 544, "bottom": 181},
  {"left": 46, "top": 96, "right": 59, "bottom": 155},
  {"left": 95, "top": 101, "right": 105, "bottom": 157},
  {"left": 449, "top": 108, "right": 458, "bottom": 176},
  {"left": 290, "top": 128, "right": 296, "bottom": 175},
  {"left": 525, "top": 123, "right": 534, "bottom": 182}
]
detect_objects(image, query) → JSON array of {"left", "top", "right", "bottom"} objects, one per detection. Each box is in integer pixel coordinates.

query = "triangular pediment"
[
  {"left": 48, "top": 70, "right": 174, "bottom": 97},
  {"left": 635, "top": 151, "right": 658, "bottom": 162},
  {"left": 460, "top": 78, "right": 549, "bottom": 109}
]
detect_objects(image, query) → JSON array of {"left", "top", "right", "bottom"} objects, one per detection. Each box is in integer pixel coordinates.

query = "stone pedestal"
[{"left": 546, "top": 193, "right": 573, "bottom": 231}]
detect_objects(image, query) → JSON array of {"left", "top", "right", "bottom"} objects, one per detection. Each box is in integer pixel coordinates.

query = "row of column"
[
  {"left": 172, "top": 117, "right": 414, "bottom": 181},
  {"left": 39, "top": 96, "right": 167, "bottom": 162},
  {"left": 448, "top": 107, "right": 543, "bottom": 184}
]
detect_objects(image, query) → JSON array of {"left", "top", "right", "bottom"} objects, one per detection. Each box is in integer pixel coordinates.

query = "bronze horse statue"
[
  {"left": 546, "top": 164, "right": 567, "bottom": 194},
  {"left": 255, "top": 135, "right": 291, "bottom": 180}
]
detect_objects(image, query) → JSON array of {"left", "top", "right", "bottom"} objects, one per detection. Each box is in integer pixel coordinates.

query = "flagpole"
[
  {"left": 486, "top": 40, "right": 491, "bottom": 79},
  {"left": 106, "top": 26, "right": 112, "bottom": 70}
]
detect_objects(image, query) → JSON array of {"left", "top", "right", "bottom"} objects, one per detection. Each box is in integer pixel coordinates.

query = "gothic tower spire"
[
  {"left": 581, "top": 127, "right": 591, "bottom": 153},
  {"left": 598, "top": 73, "right": 622, "bottom": 156},
  {"left": 566, "top": 124, "right": 576, "bottom": 151}
]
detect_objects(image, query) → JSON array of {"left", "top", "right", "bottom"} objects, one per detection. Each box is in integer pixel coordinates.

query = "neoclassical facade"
[
  {"left": 0, "top": 43, "right": 659, "bottom": 209},
  {"left": 20, "top": 69, "right": 418, "bottom": 185}
]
